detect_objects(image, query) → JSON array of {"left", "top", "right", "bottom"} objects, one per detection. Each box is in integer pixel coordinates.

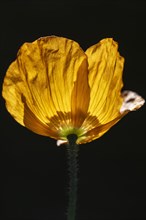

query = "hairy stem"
[{"left": 66, "top": 134, "right": 79, "bottom": 220}]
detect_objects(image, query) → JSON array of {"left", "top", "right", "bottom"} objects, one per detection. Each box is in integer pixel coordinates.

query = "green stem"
[{"left": 66, "top": 134, "right": 79, "bottom": 220}]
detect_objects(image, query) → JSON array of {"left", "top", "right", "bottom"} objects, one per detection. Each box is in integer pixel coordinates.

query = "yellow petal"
[
  {"left": 23, "top": 95, "right": 59, "bottom": 139},
  {"left": 79, "top": 89, "right": 145, "bottom": 144},
  {"left": 82, "top": 38, "right": 124, "bottom": 132},
  {"left": 71, "top": 59, "right": 90, "bottom": 127},
  {"left": 2, "top": 36, "right": 89, "bottom": 137},
  {"left": 79, "top": 114, "right": 126, "bottom": 144}
]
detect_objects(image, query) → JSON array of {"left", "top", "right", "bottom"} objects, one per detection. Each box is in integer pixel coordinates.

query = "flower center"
[{"left": 58, "top": 126, "right": 87, "bottom": 144}]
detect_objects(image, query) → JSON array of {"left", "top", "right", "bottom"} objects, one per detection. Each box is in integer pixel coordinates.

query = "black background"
[{"left": 1, "top": 0, "right": 146, "bottom": 219}]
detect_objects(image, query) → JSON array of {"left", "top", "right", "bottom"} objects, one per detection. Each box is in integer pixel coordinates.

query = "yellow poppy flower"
[{"left": 2, "top": 36, "right": 145, "bottom": 145}]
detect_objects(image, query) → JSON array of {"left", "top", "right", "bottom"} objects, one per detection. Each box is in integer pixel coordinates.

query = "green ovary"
[{"left": 59, "top": 126, "right": 87, "bottom": 144}]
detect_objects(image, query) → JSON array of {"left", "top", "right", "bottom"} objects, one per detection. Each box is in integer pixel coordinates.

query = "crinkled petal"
[
  {"left": 71, "top": 59, "right": 90, "bottom": 127},
  {"left": 2, "top": 36, "right": 89, "bottom": 137},
  {"left": 81, "top": 38, "right": 124, "bottom": 132},
  {"left": 23, "top": 96, "right": 59, "bottom": 139},
  {"left": 79, "top": 114, "right": 125, "bottom": 144},
  {"left": 79, "top": 38, "right": 145, "bottom": 144},
  {"left": 79, "top": 90, "right": 145, "bottom": 144}
]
